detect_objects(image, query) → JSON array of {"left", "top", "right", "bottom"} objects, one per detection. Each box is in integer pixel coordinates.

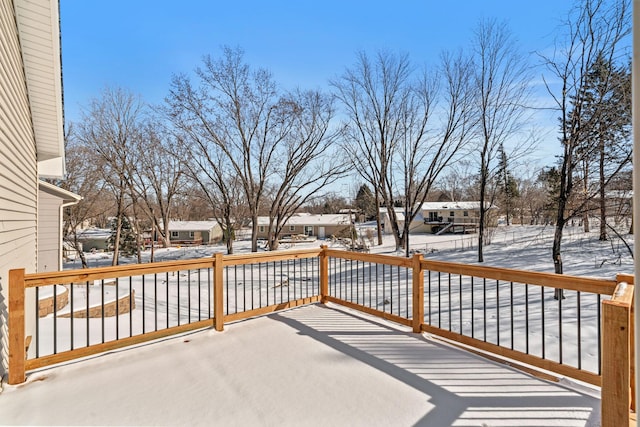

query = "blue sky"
[{"left": 60, "top": 0, "right": 573, "bottom": 166}]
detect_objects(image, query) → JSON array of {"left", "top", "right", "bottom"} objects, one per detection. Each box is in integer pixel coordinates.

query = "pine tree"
[
  {"left": 108, "top": 216, "right": 138, "bottom": 258},
  {"left": 574, "top": 54, "right": 631, "bottom": 240},
  {"left": 354, "top": 184, "right": 377, "bottom": 220},
  {"left": 496, "top": 143, "right": 520, "bottom": 225}
]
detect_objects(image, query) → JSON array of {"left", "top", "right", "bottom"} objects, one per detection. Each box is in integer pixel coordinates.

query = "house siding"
[
  {"left": 37, "top": 189, "right": 61, "bottom": 272},
  {"left": 0, "top": 0, "right": 39, "bottom": 375}
]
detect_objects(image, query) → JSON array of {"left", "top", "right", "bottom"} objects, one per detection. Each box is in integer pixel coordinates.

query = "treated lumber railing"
[
  {"left": 601, "top": 276, "right": 635, "bottom": 426},
  {"left": 7, "top": 246, "right": 635, "bottom": 426}
]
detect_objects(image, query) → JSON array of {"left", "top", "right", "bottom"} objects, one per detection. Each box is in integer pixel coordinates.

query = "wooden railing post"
[
  {"left": 601, "top": 281, "right": 633, "bottom": 427},
  {"left": 412, "top": 254, "right": 424, "bottom": 333},
  {"left": 320, "top": 245, "right": 328, "bottom": 303},
  {"left": 617, "top": 274, "right": 636, "bottom": 414},
  {"left": 214, "top": 253, "right": 224, "bottom": 331},
  {"left": 8, "top": 268, "right": 26, "bottom": 384}
]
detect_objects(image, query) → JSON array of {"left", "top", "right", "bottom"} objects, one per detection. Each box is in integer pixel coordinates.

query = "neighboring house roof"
[
  {"left": 166, "top": 221, "right": 220, "bottom": 231},
  {"left": 14, "top": 0, "right": 65, "bottom": 177},
  {"left": 257, "top": 214, "right": 351, "bottom": 227},
  {"left": 75, "top": 228, "right": 111, "bottom": 240},
  {"left": 420, "top": 201, "right": 484, "bottom": 211}
]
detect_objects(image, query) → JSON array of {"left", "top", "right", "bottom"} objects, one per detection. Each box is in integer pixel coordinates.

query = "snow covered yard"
[
  {"left": 0, "top": 303, "right": 601, "bottom": 426},
  {"left": 65, "top": 225, "right": 633, "bottom": 280}
]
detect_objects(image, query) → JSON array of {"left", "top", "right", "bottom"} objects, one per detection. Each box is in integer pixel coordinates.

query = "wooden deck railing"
[{"left": 8, "top": 246, "right": 635, "bottom": 426}]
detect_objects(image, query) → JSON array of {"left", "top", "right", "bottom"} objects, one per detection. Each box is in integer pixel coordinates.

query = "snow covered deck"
[{"left": 0, "top": 303, "right": 600, "bottom": 426}]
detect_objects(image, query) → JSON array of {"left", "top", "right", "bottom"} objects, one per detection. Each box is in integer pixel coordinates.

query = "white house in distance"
[
  {"left": 256, "top": 213, "right": 352, "bottom": 240},
  {"left": 164, "top": 220, "right": 223, "bottom": 245},
  {"left": 1, "top": 0, "right": 65, "bottom": 375},
  {"left": 380, "top": 202, "right": 489, "bottom": 235}
]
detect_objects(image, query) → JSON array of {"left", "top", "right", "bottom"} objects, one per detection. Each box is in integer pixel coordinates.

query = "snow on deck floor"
[{"left": 0, "top": 303, "right": 600, "bottom": 427}]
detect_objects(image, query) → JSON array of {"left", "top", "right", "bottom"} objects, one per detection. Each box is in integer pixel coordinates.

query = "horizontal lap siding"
[
  {"left": 37, "top": 190, "right": 60, "bottom": 272},
  {"left": 0, "top": 0, "right": 38, "bottom": 376}
]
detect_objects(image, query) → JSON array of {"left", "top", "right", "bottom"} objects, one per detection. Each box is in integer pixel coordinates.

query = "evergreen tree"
[
  {"left": 496, "top": 143, "right": 520, "bottom": 225},
  {"left": 108, "top": 216, "right": 138, "bottom": 258},
  {"left": 354, "top": 184, "right": 377, "bottom": 220},
  {"left": 574, "top": 54, "right": 631, "bottom": 240}
]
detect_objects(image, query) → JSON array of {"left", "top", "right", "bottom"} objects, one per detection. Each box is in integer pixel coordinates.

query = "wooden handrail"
[
  {"left": 422, "top": 259, "right": 617, "bottom": 295},
  {"left": 23, "top": 258, "right": 217, "bottom": 287},
  {"left": 324, "top": 248, "right": 413, "bottom": 267}
]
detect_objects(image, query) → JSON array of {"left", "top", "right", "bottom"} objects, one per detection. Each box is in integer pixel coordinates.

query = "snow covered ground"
[{"left": 65, "top": 224, "right": 634, "bottom": 280}]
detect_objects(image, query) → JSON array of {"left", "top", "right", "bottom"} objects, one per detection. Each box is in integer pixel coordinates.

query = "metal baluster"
[
  {"left": 438, "top": 272, "right": 442, "bottom": 329},
  {"left": 448, "top": 273, "right": 452, "bottom": 331},
  {"left": 70, "top": 283, "right": 75, "bottom": 350},
  {"left": 483, "top": 278, "right": 487, "bottom": 342},
  {"left": 154, "top": 274, "right": 158, "bottom": 331},
  {"left": 470, "top": 276, "right": 474, "bottom": 339},
  {"left": 510, "top": 281, "right": 514, "bottom": 350},
  {"left": 129, "top": 276, "right": 133, "bottom": 336},
  {"left": 428, "top": 270, "right": 432, "bottom": 326},
  {"left": 577, "top": 291, "right": 582, "bottom": 370},
  {"left": 35, "top": 287, "right": 40, "bottom": 357},
  {"left": 525, "top": 283, "right": 529, "bottom": 354},
  {"left": 558, "top": 289, "right": 563, "bottom": 364},
  {"left": 165, "top": 272, "right": 169, "bottom": 329},
  {"left": 53, "top": 285, "right": 58, "bottom": 353},
  {"left": 496, "top": 279, "right": 500, "bottom": 346},
  {"left": 597, "top": 294, "right": 601, "bottom": 375},
  {"left": 541, "top": 286, "right": 546, "bottom": 359},
  {"left": 459, "top": 274, "right": 463, "bottom": 335},
  {"left": 86, "top": 281, "right": 90, "bottom": 345},
  {"left": 142, "top": 275, "right": 146, "bottom": 333}
]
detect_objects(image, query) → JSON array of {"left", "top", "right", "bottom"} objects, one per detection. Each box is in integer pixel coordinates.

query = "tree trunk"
[
  {"left": 224, "top": 226, "right": 234, "bottom": 255},
  {"left": 404, "top": 217, "right": 411, "bottom": 257},
  {"left": 478, "top": 164, "right": 487, "bottom": 263},
  {"left": 582, "top": 211, "right": 590, "bottom": 233},
  {"left": 111, "top": 189, "right": 124, "bottom": 266},
  {"left": 73, "top": 234, "right": 88, "bottom": 269},
  {"left": 112, "top": 214, "right": 122, "bottom": 266},
  {"left": 375, "top": 189, "right": 382, "bottom": 245},
  {"left": 582, "top": 161, "right": 590, "bottom": 233},
  {"left": 598, "top": 136, "right": 607, "bottom": 240},
  {"left": 553, "top": 203, "right": 566, "bottom": 300},
  {"left": 250, "top": 212, "right": 259, "bottom": 252}
]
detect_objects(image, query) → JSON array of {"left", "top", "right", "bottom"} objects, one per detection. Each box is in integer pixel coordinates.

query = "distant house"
[
  {"left": 380, "top": 202, "right": 494, "bottom": 235},
  {"left": 75, "top": 228, "right": 112, "bottom": 252},
  {"left": 164, "top": 221, "right": 223, "bottom": 245},
  {"left": 256, "top": 213, "right": 352, "bottom": 240},
  {"left": 38, "top": 181, "right": 81, "bottom": 270}
]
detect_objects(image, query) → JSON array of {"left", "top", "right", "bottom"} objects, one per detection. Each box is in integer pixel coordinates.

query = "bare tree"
[
  {"left": 61, "top": 125, "right": 112, "bottom": 268},
  {"left": 539, "top": 0, "right": 630, "bottom": 291},
  {"left": 77, "top": 87, "right": 144, "bottom": 265},
  {"left": 165, "top": 46, "right": 344, "bottom": 252},
  {"left": 129, "top": 121, "right": 186, "bottom": 253},
  {"left": 471, "top": 19, "right": 532, "bottom": 262},
  {"left": 332, "top": 50, "right": 475, "bottom": 255},
  {"left": 262, "top": 89, "right": 347, "bottom": 250},
  {"left": 181, "top": 140, "right": 250, "bottom": 254}
]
